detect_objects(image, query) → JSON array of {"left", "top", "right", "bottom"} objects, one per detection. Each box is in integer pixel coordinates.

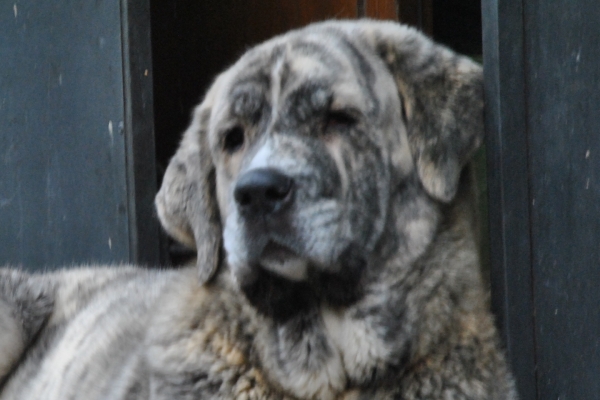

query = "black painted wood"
[
  {"left": 0, "top": 0, "right": 157, "bottom": 269},
  {"left": 121, "top": 0, "right": 160, "bottom": 266},
  {"left": 525, "top": 1, "right": 600, "bottom": 398},
  {"left": 482, "top": 1, "right": 537, "bottom": 398},
  {"left": 483, "top": 0, "right": 600, "bottom": 398}
]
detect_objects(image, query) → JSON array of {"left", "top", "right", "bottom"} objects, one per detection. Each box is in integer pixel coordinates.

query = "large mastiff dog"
[{"left": 0, "top": 20, "right": 516, "bottom": 399}]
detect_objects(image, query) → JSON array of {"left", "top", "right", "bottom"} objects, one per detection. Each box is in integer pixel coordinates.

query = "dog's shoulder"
[
  {"left": 0, "top": 266, "right": 180, "bottom": 399},
  {"left": 0, "top": 268, "right": 56, "bottom": 381}
]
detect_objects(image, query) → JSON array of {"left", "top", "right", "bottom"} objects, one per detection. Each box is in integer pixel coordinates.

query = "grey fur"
[{"left": 0, "top": 20, "right": 516, "bottom": 399}]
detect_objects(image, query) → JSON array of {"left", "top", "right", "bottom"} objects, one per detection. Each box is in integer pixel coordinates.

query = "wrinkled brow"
[
  {"left": 229, "top": 81, "right": 267, "bottom": 120},
  {"left": 283, "top": 81, "right": 331, "bottom": 122}
]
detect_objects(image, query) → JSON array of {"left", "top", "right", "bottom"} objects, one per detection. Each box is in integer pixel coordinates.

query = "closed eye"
[{"left": 324, "top": 110, "right": 358, "bottom": 131}]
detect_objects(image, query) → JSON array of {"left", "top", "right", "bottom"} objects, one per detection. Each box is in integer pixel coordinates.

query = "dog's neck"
[{"left": 242, "top": 168, "right": 484, "bottom": 399}]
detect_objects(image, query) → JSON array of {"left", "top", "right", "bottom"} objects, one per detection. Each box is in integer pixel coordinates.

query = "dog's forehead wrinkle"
[
  {"left": 230, "top": 85, "right": 265, "bottom": 119},
  {"left": 269, "top": 54, "right": 288, "bottom": 118},
  {"left": 323, "top": 138, "right": 349, "bottom": 196},
  {"left": 276, "top": 88, "right": 328, "bottom": 131},
  {"left": 288, "top": 42, "right": 346, "bottom": 76},
  {"left": 273, "top": 43, "right": 369, "bottom": 114},
  {"left": 232, "top": 45, "right": 380, "bottom": 135},
  {"left": 287, "top": 30, "right": 353, "bottom": 67},
  {"left": 332, "top": 36, "right": 380, "bottom": 111}
]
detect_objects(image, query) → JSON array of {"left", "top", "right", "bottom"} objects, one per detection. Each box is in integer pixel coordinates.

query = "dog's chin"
[
  {"left": 235, "top": 242, "right": 368, "bottom": 322},
  {"left": 258, "top": 242, "right": 309, "bottom": 281},
  {"left": 228, "top": 241, "right": 309, "bottom": 287}
]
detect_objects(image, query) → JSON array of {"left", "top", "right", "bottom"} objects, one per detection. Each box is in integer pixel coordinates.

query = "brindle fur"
[{"left": 0, "top": 20, "right": 517, "bottom": 399}]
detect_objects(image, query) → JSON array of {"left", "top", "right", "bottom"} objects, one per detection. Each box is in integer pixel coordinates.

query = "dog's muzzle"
[
  {"left": 234, "top": 168, "right": 294, "bottom": 218},
  {"left": 229, "top": 167, "right": 310, "bottom": 282}
]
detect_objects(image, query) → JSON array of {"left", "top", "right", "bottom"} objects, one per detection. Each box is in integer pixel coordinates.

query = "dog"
[{"left": 0, "top": 20, "right": 517, "bottom": 399}]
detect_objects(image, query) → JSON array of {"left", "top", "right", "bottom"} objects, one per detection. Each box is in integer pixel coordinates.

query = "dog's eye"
[
  {"left": 325, "top": 110, "right": 358, "bottom": 131},
  {"left": 223, "top": 126, "right": 245, "bottom": 153}
]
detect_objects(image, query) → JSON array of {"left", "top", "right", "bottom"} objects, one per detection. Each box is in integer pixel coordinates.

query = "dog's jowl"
[{"left": 0, "top": 20, "right": 517, "bottom": 399}]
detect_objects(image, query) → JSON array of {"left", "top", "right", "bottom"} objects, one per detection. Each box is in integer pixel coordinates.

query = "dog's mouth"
[
  {"left": 240, "top": 240, "right": 368, "bottom": 321},
  {"left": 257, "top": 241, "right": 308, "bottom": 281}
]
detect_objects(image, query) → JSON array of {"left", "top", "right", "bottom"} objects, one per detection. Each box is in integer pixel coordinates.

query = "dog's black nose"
[{"left": 234, "top": 168, "right": 294, "bottom": 217}]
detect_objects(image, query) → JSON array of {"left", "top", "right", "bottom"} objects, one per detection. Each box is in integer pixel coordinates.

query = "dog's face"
[
  {"left": 156, "top": 20, "right": 483, "bottom": 314},
  {"left": 212, "top": 32, "right": 412, "bottom": 287}
]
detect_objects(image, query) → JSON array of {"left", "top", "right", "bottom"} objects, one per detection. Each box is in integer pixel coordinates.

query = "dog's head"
[{"left": 156, "top": 20, "right": 483, "bottom": 316}]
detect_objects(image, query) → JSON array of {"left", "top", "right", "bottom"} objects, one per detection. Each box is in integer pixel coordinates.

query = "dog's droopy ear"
[
  {"left": 155, "top": 103, "right": 221, "bottom": 284},
  {"left": 363, "top": 22, "right": 484, "bottom": 202}
]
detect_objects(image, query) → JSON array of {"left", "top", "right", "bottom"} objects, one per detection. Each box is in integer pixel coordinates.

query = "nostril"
[
  {"left": 236, "top": 191, "right": 253, "bottom": 207},
  {"left": 265, "top": 182, "right": 291, "bottom": 201}
]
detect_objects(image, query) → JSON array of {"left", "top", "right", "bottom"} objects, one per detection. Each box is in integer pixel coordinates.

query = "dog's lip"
[
  {"left": 260, "top": 241, "right": 297, "bottom": 261},
  {"left": 258, "top": 241, "right": 308, "bottom": 281}
]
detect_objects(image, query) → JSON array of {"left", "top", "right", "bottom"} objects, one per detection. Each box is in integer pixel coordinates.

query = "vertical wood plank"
[
  {"left": 481, "top": 0, "right": 537, "bottom": 398},
  {"left": 525, "top": 0, "right": 600, "bottom": 397},
  {"left": 484, "top": 0, "right": 600, "bottom": 397},
  {"left": 0, "top": 0, "right": 131, "bottom": 269},
  {"left": 121, "top": 0, "right": 160, "bottom": 266}
]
